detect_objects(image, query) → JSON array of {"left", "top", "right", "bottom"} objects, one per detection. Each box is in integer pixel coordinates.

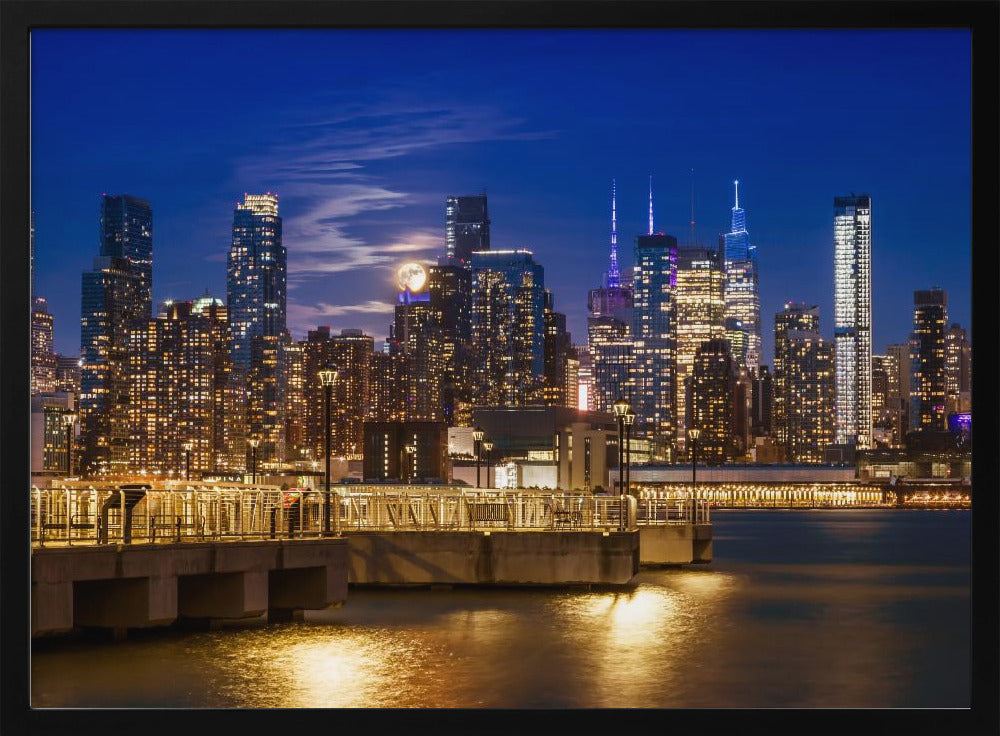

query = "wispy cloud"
[{"left": 286, "top": 298, "right": 397, "bottom": 337}]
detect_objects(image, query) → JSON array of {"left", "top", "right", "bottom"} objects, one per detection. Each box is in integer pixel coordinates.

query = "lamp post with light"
[
  {"left": 472, "top": 427, "right": 485, "bottom": 488},
  {"left": 248, "top": 436, "right": 259, "bottom": 484},
  {"left": 612, "top": 399, "right": 630, "bottom": 496},
  {"left": 318, "top": 366, "right": 339, "bottom": 536},
  {"left": 62, "top": 411, "right": 77, "bottom": 477},
  {"left": 483, "top": 441, "right": 494, "bottom": 489},
  {"left": 182, "top": 441, "right": 193, "bottom": 482},
  {"left": 623, "top": 410, "right": 634, "bottom": 496},
  {"left": 688, "top": 428, "right": 701, "bottom": 522}
]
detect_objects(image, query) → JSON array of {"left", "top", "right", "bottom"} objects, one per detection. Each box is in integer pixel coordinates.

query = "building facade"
[
  {"left": 833, "top": 194, "right": 873, "bottom": 448},
  {"left": 909, "top": 288, "right": 948, "bottom": 432},
  {"left": 445, "top": 194, "right": 490, "bottom": 265},
  {"left": 944, "top": 323, "right": 971, "bottom": 416},
  {"left": 631, "top": 233, "right": 678, "bottom": 460},
  {"left": 722, "top": 181, "right": 761, "bottom": 369},
  {"left": 674, "top": 246, "right": 726, "bottom": 457},
  {"left": 31, "top": 297, "right": 58, "bottom": 395},
  {"left": 781, "top": 329, "right": 836, "bottom": 463},
  {"left": 688, "top": 338, "right": 737, "bottom": 465}
]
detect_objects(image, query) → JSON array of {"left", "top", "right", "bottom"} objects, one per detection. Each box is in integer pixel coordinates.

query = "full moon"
[{"left": 396, "top": 262, "right": 427, "bottom": 292}]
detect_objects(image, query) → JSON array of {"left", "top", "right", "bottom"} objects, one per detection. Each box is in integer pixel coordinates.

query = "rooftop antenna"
[
  {"left": 608, "top": 179, "right": 620, "bottom": 287},
  {"left": 648, "top": 174, "right": 654, "bottom": 236},
  {"left": 689, "top": 168, "right": 697, "bottom": 246}
]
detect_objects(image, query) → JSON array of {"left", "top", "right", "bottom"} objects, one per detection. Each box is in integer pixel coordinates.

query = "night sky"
[{"left": 31, "top": 29, "right": 971, "bottom": 363}]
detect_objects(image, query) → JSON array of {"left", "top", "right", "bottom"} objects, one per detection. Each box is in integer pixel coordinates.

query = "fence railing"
[{"left": 30, "top": 485, "right": 709, "bottom": 547}]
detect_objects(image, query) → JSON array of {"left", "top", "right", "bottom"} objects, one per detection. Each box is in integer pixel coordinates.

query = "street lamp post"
[
  {"left": 182, "top": 441, "right": 193, "bottom": 482},
  {"left": 482, "top": 441, "right": 494, "bottom": 489},
  {"left": 318, "top": 366, "right": 339, "bottom": 536},
  {"left": 248, "top": 436, "right": 259, "bottom": 484},
  {"left": 62, "top": 411, "right": 77, "bottom": 477},
  {"left": 612, "top": 399, "right": 630, "bottom": 496},
  {"left": 472, "top": 427, "right": 485, "bottom": 489},
  {"left": 623, "top": 411, "right": 634, "bottom": 496},
  {"left": 688, "top": 428, "right": 701, "bottom": 522}
]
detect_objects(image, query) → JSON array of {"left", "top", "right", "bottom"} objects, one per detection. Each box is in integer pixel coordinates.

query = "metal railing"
[{"left": 30, "top": 485, "right": 709, "bottom": 547}]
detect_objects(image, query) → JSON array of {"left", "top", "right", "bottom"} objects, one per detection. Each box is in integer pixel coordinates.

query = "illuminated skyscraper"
[
  {"left": 833, "top": 193, "right": 872, "bottom": 448},
  {"left": 391, "top": 267, "right": 445, "bottom": 421},
  {"left": 722, "top": 181, "right": 761, "bottom": 369},
  {"left": 674, "top": 246, "right": 726, "bottom": 457},
  {"left": 632, "top": 231, "right": 678, "bottom": 460},
  {"left": 446, "top": 194, "right": 490, "bottom": 265},
  {"left": 429, "top": 260, "right": 473, "bottom": 425},
  {"left": 781, "top": 329, "right": 836, "bottom": 463},
  {"left": 80, "top": 194, "right": 153, "bottom": 476},
  {"left": 886, "top": 343, "right": 911, "bottom": 446},
  {"left": 471, "top": 250, "right": 546, "bottom": 406},
  {"left": 126, "top": 298, "right": 242, "bottom": 476},
  {"left": 773, "top": 303, "right": 821, "bottom": 459},
  {"left": 227, "top": 193, "right": 287, "bottom": 463},
  {"left": 909, "top": 288, "right": 948, "bottom": 432},
  {"left": 543, "top": 290, "right": 576, "bottom": 407},
  {"left": 588, "top": 180, "right": 634, "bottom": 414},
  {"left": 688, "top": 338, "right": 736, "bottom": 465},
  {"left": 367, "top": 349, "right": 406, "bottom": 423},
  {"left": 944, "top": 323, "right": 971, "bottom": 415},
  {"left": 31, "top": 297, "right": 58, "bottom": 395},
  {"left": 871, "top": 354, "right": 893, "bottom": 446}
]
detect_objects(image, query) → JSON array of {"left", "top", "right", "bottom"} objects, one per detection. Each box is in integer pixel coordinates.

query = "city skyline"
[{"left": 31, "top": 29, "right": 971, "bottom": 365}]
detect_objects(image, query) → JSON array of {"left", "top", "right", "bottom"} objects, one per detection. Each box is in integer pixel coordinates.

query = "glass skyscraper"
[
  {"left": 79, "top": 195, "right": 153, "bottom": 476},
  {"left": 227, "top": 193, "right": 287, "bottom": 463},
  {"left": 722, "top": 181, "right": 761, "bottom": 369},
  {"left": 909, "top": 288, "right": 948, "bottom": 432},
  {"left": 471, "top": 249, "right": 545, "bottom": 406},
  {"left": 833, "top": 194, "right": 872, "bottom": 448},
  {"left": 446, "top": 194, "right": 490, "bottom": 265},
  {"left": 632, "top": 232, "right": 678, "bottom": 460}
]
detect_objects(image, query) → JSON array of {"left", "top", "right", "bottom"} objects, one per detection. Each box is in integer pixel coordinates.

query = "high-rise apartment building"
[
  {"left": 542, "top": 290, "right": 575, "bottom": 407},
  {"left": 749, "top": 365, "right": 773, "bottom": 441},
  {"left": 331, "top": 329, "right": 374, "bottom": 456},
  {"left": 55, "top": 354, "right": 82, "bottom": 396},
  {"left": 227, "top": 193, "right": 287, "bottom": 463},
  {"left": 833, "top": 194, "right": 872, "bottom": 448},
  {"left": 944, "top": 323, "right": 971, "bottom": 415},
  {"left": 631, "top": 232, "right": 678, "bottom": 460},
  {"left": 391, "top": 280, "right": 444, "bottom": 422},
  {"left": 79, "top": 194, "right": 153, "bottom": 476},
  {"left": 688, "top": 338, "right": 736, "bottom": 465},
  {"left": 871, "top": 354, "right": 893, "bottom": 446},
  {"left": 367, "top": 349, "right": 405, "bottom": 423},
  {"left": 428, "top": 260, "right": 473, "bottom": 425},
  {"left": 31, "top": 297, "right": 58, "bottom": 395},
  {"left": 674, "top": 246, "right": 726, "bottom": 457},
  {"left": 781, "top": 329, "right": 836, "bottom": 463},
  {"left": 126, "top": 298, "right": 243, "bottom": 476},
  {"left": 909, "top": 288, "right": 948, "bottom": 432},
  {"left": 446, "top": 194, "right": 490, "bottom": 265},
  {"left": 886, "top": 343, "right": 911, "bottom": 446},
  {"left": 773, "top": 303, "right": 821, "bottom": 458},
  {"left": 722, "top": 181, "right": 761, "bottom": 369},
  {"left": 471, "top": 250, "right": 546, "bottom": 406}
]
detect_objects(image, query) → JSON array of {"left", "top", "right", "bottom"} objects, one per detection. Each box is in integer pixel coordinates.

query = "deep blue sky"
[{"left": 31, "top": 29, "right": 971, "bottom": 363}]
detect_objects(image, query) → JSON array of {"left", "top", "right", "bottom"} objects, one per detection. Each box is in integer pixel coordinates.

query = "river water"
[{"left": 31, "top": 509, "right": 970, "bottom": 708}]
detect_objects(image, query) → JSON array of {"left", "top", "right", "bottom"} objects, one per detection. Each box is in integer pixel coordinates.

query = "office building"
[
  {"left": 446, "top": 194, "right": 490, "bottom": 265},
  {"left": 944, "top": 323, "right": 971, "bottom": 415},
  {"left": 781, "top": 329, "right": 836, "bottom": 463},
  {"left": 471, "top": 250, "right": 546, "bottom": 406},
  {"left": 886, "top": 343, "right": 911, "bottom": 447},
  {"left": 833, "top": 194, "right": 872, "bottom": 448},
  {"left": 55, "top": 354, "right": 82, "bottom": 396},
  {"left": 773, "top": 303, "right": 821, "bottom": 458},
  {"left": 631, "top": 231, "right": 678, "bottom": 460},
  {"left": 543, "top": 290, "right": 576, "bottom": 407},
  {"left": 31, "top": 297, "right": 58, "bottom": 395},
  {"left": 674, "top": 245, "right": 726, "bottom": 457},
  {"left": 428, "top": 260, "right": 473, "bottom": 425},
  {"left": 390, "top": 266, "right": 444, "bottom": 421},
  {"left": 688, "top": 338, "right": 737, "bottom": 465},
  {"left": 227, "top": 193, "right": 287, "bottom": 463},
  {"left": 909, "top": 288, "right": 948, "bottom": 432},
  {"left": 722, "top": 181, "right": 761, "bottom": 369},
  {"left": 79, "top": 195, "right": 153, "bottom": 476}
]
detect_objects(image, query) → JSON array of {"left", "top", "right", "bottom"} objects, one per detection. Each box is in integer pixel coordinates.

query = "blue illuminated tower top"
[
  {"left": 724, "top": 180, "right": 753, "bottom": 261},
  {"left": 607, "top": 179, "right": 620, "bottom": 287}
]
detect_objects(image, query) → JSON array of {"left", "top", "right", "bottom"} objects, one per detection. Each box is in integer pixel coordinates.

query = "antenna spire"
[
  {"left": 734, "top": 179, "right": 740, "bottom": 209},
  {"left": 648, "top": 174, "right": 654, "bottom": 236},
  {"left": 689, "top": 168, "right": 696, "bottom": 246},
  {"left": 608, "top": 179, "right": 620, "bottom": 287}
]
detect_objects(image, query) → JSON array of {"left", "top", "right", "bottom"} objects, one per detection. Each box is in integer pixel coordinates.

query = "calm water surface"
[{"left": 31, "top": 509, "right": 970, "bottom": 708}]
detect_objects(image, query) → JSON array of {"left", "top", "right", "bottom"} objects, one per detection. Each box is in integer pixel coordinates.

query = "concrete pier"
[
  {"left": 345, "top": 530, "right": 640, "bottom": 586},
  {"left": 31, "top": 539, "right": 349, "bottom": 637},
  {"left": 638, "top": 523, "right": 714, "bottom": 566}
]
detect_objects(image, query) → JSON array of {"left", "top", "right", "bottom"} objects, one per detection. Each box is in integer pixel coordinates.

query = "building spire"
[
  {"left": 730, "top": 179, "right": 747, "bottom": 234},
  {"left": 648, "top": 174, "right": 654, "bottom": 236},
  {"left": 607, "top": 178, "right": 620, "bottom": 287},
  {"left": 734, "top": 179, "right": 739, "bottom": 209},
  {"left": 689, "top": 168, "right": 697, "bottom": 246}
]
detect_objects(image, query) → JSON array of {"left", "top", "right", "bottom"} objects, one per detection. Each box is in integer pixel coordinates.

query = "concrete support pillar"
[
  {"left": 178, "top": 571, "right": 268, "bottom": 620},
  {"left": 31, "top": 581, "right": 73, "bottom": 636},
  {"left": 73, "top": 576, "right": 178, "bottom": 629}
]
